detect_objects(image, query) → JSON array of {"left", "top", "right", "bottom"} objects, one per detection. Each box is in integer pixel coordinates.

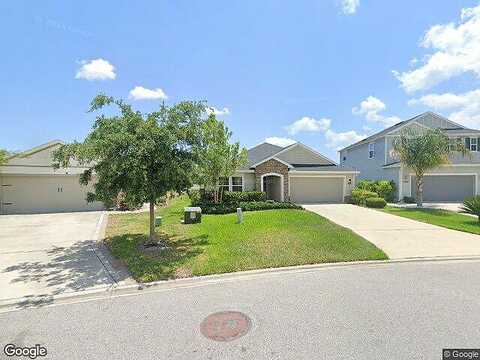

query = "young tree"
[
  {"left": 53, "top": 94, "right": 205, "bottom": 245},
  {"left": 196, "top": 115, "right": 248, "bottom": 203},
  {"left": 0, "top": 149, "right": 8, "bottom": 165},
  {"left": 393, "top": 128, "right": 466, "bottom": 207}
]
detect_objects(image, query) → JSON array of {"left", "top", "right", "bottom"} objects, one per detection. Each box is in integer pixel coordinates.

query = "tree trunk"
[
  {"left": 416, "top": 175, "right": 423, "bottom": 207},
  {"left": 148, "top": 199, "right": 156, "bottom": 245}
]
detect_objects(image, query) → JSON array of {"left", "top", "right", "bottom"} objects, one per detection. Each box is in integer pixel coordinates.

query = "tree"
[
  {"left": 461, "top": 196, "right": 480, "bottom": 222},
  {"left": 53, "top": 94, "right": 206, "bottom": 245},
  {"left": 196, "top": 115, "right": 248, "bottom": 203},
  {"left": 393, "top": 128, "right": 467, "bottom": 207},
  {"left": 0, "top": 149, "right": 8, "bottom": 165}
]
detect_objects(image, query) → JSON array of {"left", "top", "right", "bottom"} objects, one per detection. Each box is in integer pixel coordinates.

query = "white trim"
[
  {"left": 219, "top": 175, "right": 245, "bottom": 192},
  {"left": 387, "top": 120, "right": 431, "bottom": 135},
  {"left": 260, "top": 172, "right": 284, "bottom": 201},
  {"left": 236, "top": 169, "right": 255, "bottom": 173},
  {"left": 407, "top": 173, "right": 478, "bottom": 197},
  {"left": 384, "top": 137, "right": 387, "bottom": 165},
  {"left": 398, "top": 165, "right": 403, "bottom": 200},
  {"left": 368, "top": 142, "right": 375, "bottom": 159},
  {"left": 250, "top": 156, "right": 293, "bottom": 169},
  {"left": 289, "top": 171, "right": 359, "bottom": 175}
]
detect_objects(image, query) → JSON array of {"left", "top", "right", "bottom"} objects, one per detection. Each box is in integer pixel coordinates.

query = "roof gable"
[{"left": 6, "top": 140, "right": 64, "bottom": 167}]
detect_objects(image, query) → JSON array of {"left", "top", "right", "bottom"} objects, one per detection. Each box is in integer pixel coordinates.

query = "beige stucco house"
[
  {"left": 0, "top": 140, "right": 104, "bottom": 214},
  {"left": 226, "top": 142, "right": 358, "bottom": 203}
]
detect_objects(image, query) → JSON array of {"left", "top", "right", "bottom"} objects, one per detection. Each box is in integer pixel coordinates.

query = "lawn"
[
  {"left": 382, "top": 206, "right": 480, "bottom": 235},
  {"left": 105, "top": 196, "right": 387, "bottom": 282}
]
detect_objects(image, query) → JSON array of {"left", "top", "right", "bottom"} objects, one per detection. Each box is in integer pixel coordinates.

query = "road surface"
[{"left": 1, "top": 259, "right": 479, "bottom": 359}]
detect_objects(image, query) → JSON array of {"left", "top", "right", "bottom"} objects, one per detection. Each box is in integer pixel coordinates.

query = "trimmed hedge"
[
  {"left": 356, "top": 180, "right": 396, "bottom": 202},
  {"left": 351, "top": 189, "right": 378, "bottom": 206},
  {"left": 403, "top": 196, "right": 416, "bottom": 204},
  {"left": 223, "top": 191, "right": 266, "bottom": 203},
  {"left": 197, "top": 201, "right": 303, "bottom": 214},
  {"left": 365, "top": 197, "right": 387, "bottom": 208}
]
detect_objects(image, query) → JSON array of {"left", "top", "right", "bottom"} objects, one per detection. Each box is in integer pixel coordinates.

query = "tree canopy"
[
  {"left": 0, "top": 149, "right": 8, "bottom": 165},
  {"left": 53, "top": 94, "right": 207, "bottom": 243}
]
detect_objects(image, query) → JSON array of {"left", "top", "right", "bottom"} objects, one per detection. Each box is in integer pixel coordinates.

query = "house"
[
  {"left": 0, "top": 140, "right": 104, "bottom": 214},
  {"left": 229, "top": 142, "right": 358, "bottom": 203},
  {"left": 339, "top": 111, "right": 480, "bottom": 202}
]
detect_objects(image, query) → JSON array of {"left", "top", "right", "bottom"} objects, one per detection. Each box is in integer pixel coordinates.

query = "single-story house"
[
  {"left": 229, "top": 142, "right": 358, "bottom": 203},
  {"left": 0, "top": 140, "right": 104, "bottom": 214}
]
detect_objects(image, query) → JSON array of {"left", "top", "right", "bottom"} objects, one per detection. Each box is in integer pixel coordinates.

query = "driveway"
[
  {"left": 0, "top": 212, "right": 126, "bottom": 305},
  {"left": 304, "top": 204, "right": 480, "bottom": 259}
]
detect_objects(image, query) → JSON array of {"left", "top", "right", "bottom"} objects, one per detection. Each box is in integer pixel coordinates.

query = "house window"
[
  {"left": 465, "top": 137, "right": 471, "bottom": 150},
  {"left": 448, "top": 138, "right": 457, "bottom": 151},
  {"left": 218, "top": 176, "right": 243, "bottom": 192},
  {"left": 368, "top": 143, "right": 375, "bottom": 159},
  {"left": 231, "top": 176, "right": 243, "bottom": 192},
  {"left": 471, "top": 138, "right": 478, "bottom": 152}
]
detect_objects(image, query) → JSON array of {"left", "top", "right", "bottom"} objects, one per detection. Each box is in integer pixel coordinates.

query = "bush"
[
  {"left": 356, "top": 180, "right": 396, "bottom": 202},
  {"left": 223, "top": 191, "right": 266, "bottom": 203},
  {"left": 365, "top": 197, "right": 387, "bottom": 208},
  {"left": 197, "top": 201, "right": 303, "bottom": 214},
  {"left": 403, "top": 196, "right": 415, "bottom": 204},
  {"left": 461, "top": 196, "right": 480, "bottom": 222},
  {"left": 352, "top": 189, "right": 378, "bottom": 206}
]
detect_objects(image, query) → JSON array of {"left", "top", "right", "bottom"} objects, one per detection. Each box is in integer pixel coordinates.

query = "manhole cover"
[{"left": 200, "top": 311, "right": 252, "bottom": 342}]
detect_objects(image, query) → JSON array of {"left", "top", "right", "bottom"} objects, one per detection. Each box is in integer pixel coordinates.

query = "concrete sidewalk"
[{"left": 304, "top": 204, "right": 480, "bottom": 259}]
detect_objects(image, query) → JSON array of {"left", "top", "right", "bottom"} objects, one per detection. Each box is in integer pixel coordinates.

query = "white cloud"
[
  {"left": 264, "top": 137, "right": 297, "bottom": 147},
  {"left": 325, "top": 129, "right": 366, "bottom": 150},
  {"left": 394, "top": 4, "right": 480, "bottom": 92},
  {"left": 409, "top": 89, "right": 480, "bottom": 128},
  {"left": 341, "top": 0, "right": 359, "bottom": 15},
  {"left": 205, "top": 106, "right": 230, "bottom": 116},
  {"left": 285, "top": 116, "right": 331, "bottom": 135},
  {"left": 75, "top": 58, "right": 116, "bottom": 81},
  {"left": 352, "top": 96, "right": 401, "bottom": 127},
  {"left": 128, "top": 86, "right": 168, "bottom": 100}
]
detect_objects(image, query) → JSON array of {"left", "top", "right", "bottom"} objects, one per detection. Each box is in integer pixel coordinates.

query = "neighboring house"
[
  {"left": 0, "top": 140, "right": 104, "bottom": 214},
  {"left": 339, "top": 111, "right": 480, "bottom": 202},
  {"left": 229, "top": 142, "right": 358, "bottom": 203}
]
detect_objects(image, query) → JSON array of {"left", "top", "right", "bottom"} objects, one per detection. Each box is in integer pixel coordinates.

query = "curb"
[{"left": 2, "top": 255, "right": 480, "bottom": 313}]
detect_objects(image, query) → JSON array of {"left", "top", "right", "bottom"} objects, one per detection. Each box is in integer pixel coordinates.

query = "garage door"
[
  {"left": 290, "top": 177, "right": 344, "bottom": 203},
  {"left": 0, "top": 175, "right": 104, "bottom": 214},
  {"left": 411, "top": 175, "right": 475, "bottom": 202}
]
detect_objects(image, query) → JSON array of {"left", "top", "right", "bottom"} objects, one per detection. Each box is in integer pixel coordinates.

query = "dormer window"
[{"left": 368, "top": 143, "right": 375, "bottom": 159}]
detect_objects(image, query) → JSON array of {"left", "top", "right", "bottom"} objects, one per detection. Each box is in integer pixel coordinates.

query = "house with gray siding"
[{"left": 339, "top": 112, "right": 480, "bottom": 202}]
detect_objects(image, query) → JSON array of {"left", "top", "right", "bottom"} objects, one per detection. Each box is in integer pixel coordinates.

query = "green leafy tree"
[
  {"left": 53, "top": 94, "right": 206, "bottom": 245},
  {"left": 0, "top": 149, "right": 8, "bottom": 165},
  {"left": 393, "top": 128, "right": 466, "bottom": 207},
  {"left": 196, "top": 115, "right": 248, "bottom": 203}
]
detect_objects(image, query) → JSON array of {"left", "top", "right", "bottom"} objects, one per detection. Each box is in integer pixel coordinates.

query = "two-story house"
[{"left": 339, "top": 112, "right": 480, "bottom": 202}]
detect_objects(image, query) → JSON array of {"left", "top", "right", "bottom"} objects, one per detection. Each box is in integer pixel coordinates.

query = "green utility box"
[{"left": 184, "top": 207, "right": 202, "bottom": 224}]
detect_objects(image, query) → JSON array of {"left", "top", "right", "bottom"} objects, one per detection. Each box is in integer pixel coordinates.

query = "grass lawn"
[
  {"left": 105, "top": 196, "right": 387, "bottom": 282},
  {"left": 382, "top": 206, "right": 480, "bottom": 235}
]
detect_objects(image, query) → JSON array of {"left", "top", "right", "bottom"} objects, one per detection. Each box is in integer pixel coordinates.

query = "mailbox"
[{"left": 184, "top": 207, "right": 202, "bottom": 224}]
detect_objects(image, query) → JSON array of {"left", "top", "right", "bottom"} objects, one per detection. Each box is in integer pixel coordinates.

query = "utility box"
[
  {"left": 184, "top": 207, "right": 202, "bottom": 224},
  {"left": 155, "top": 216, "right": 162, "bottom": 227}
]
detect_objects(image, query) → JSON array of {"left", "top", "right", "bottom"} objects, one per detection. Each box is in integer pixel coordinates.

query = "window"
[
  {"left": 231, "top": 176, "right": 243, "bottom": 192},
  {"left": 471, "top": 138, "right": 478, "bottom": 152},
  {"left": 218, "top": 177, "right": 229, "bottom": 193},
  {"left": 368, "top": 143, "right": 375, "bottom": 159},
  {"left": 465, "top": 137, "right": 471, "bottom": 150},
  {"left": 218, "top": 176, "right": 243, "bottom": 192},
  {"left": 448, "top": 138, "right": 457, "bottom": 151}
]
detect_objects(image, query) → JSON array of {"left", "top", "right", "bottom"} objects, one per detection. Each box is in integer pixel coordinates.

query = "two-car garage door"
[
  {"left": 290, "top": 177, "right": 344, "bottom": 203},
  {"left": 0, "top": 175, "right": 104, "bottom": 214},
  {"left": 411, "top": 175, "right": 475, "bottom": 202}
]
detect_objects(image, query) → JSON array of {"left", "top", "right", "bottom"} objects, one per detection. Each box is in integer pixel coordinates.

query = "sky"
[{"left": 2, "top": 0, "right": 480, "bottom": 161}]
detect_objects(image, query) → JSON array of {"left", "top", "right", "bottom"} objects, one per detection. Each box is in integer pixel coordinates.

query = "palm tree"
[{"left": 393, "top": 128, "right": 467, "bottom": 207}]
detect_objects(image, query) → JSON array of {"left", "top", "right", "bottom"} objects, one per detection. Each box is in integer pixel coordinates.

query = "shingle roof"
[
  {"left": 241, "top": 142, "right": 285, "bottom": 169},
  {"left": 290, "top": 164, "right": 357, "bottom": 172}
]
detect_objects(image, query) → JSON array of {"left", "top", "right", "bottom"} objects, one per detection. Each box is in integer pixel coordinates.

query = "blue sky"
[{"left": 2, "top": 0, "right": 480, "bottom": 160}]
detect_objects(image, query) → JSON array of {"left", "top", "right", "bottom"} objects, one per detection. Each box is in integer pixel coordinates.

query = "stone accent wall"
[{"left": 254, "top": 159, "right": 289, "bottom": 201}]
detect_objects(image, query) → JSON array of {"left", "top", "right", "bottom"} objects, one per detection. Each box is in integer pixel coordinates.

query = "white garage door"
[
  {"left": 0, "top": 175, "right": 104, "bottom": 214},
  {"left": 411, "top": 175, "right": 475, "bottom": 202},
  {"left": 290, "top": 177, "right": 344, "bottom": 203}
]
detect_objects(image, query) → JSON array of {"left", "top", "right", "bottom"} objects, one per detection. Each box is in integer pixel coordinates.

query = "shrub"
[
  {"left": 357, "top": 180, "right": 376, "bottom": 192},
  {"left": 403, "top": 196, "right": 415, "bottom": 204},
  {"left": 461, "top": 196, "right": 480, "bottom": 222},
  {"left": 365, "top": 197, "right": 387, "bottom": 208},
  {"left": 356, "top": 180, "right": 396, "bottom": 202},
  {"left": 352, "top": 189, "right": 378, "bottom": 206},
  {"left": 223, "top": 191, "right": 267, "bottom": 203},
  {"left": 197, "top": 201, "right": 303, "bottom": 214}
]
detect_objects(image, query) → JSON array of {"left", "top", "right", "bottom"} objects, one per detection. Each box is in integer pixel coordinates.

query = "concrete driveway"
[
  {"left": 304, "top": 204, "right": 480, "bottom": 259},
  {"left": 0, "top": 212, "right": 123, "bottom": 305}
]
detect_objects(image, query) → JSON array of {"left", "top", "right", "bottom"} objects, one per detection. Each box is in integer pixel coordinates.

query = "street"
[{"left": 1, "top": 259, "right": 479, "bottom": 360}]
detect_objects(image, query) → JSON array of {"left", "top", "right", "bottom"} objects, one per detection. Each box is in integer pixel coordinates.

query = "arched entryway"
[{"left": 261, "top": 173, "right": 284, "bottom": 201}]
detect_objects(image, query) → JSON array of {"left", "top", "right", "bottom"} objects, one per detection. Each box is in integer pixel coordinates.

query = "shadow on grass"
[{"left": 106, "top": 232, "right": 209, "bottom": 282}]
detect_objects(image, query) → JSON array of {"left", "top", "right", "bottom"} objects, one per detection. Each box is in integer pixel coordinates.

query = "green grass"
[
  {"left": 381, "top": 206, "right": 480, "bottom": 235},
  {"left": 105, "top": 196, "right": 387, "bottom": 282}
]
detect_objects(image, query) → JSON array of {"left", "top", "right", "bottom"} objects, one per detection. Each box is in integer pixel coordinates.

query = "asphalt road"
[{"left": 1, "top": 260, "right": 479, "bottom": 360}]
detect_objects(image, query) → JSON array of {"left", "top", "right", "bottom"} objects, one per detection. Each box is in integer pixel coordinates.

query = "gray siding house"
[{"left": 339, "top": 112, "right": 480, "bottom": 202}]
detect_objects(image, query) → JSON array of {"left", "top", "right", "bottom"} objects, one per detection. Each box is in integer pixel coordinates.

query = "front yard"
[
  {"left": 105, "top": 196, "right": 387, "bottom": 282},
  {"left": 382, "top": 206, "right": 480, "bottom": 235}
]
